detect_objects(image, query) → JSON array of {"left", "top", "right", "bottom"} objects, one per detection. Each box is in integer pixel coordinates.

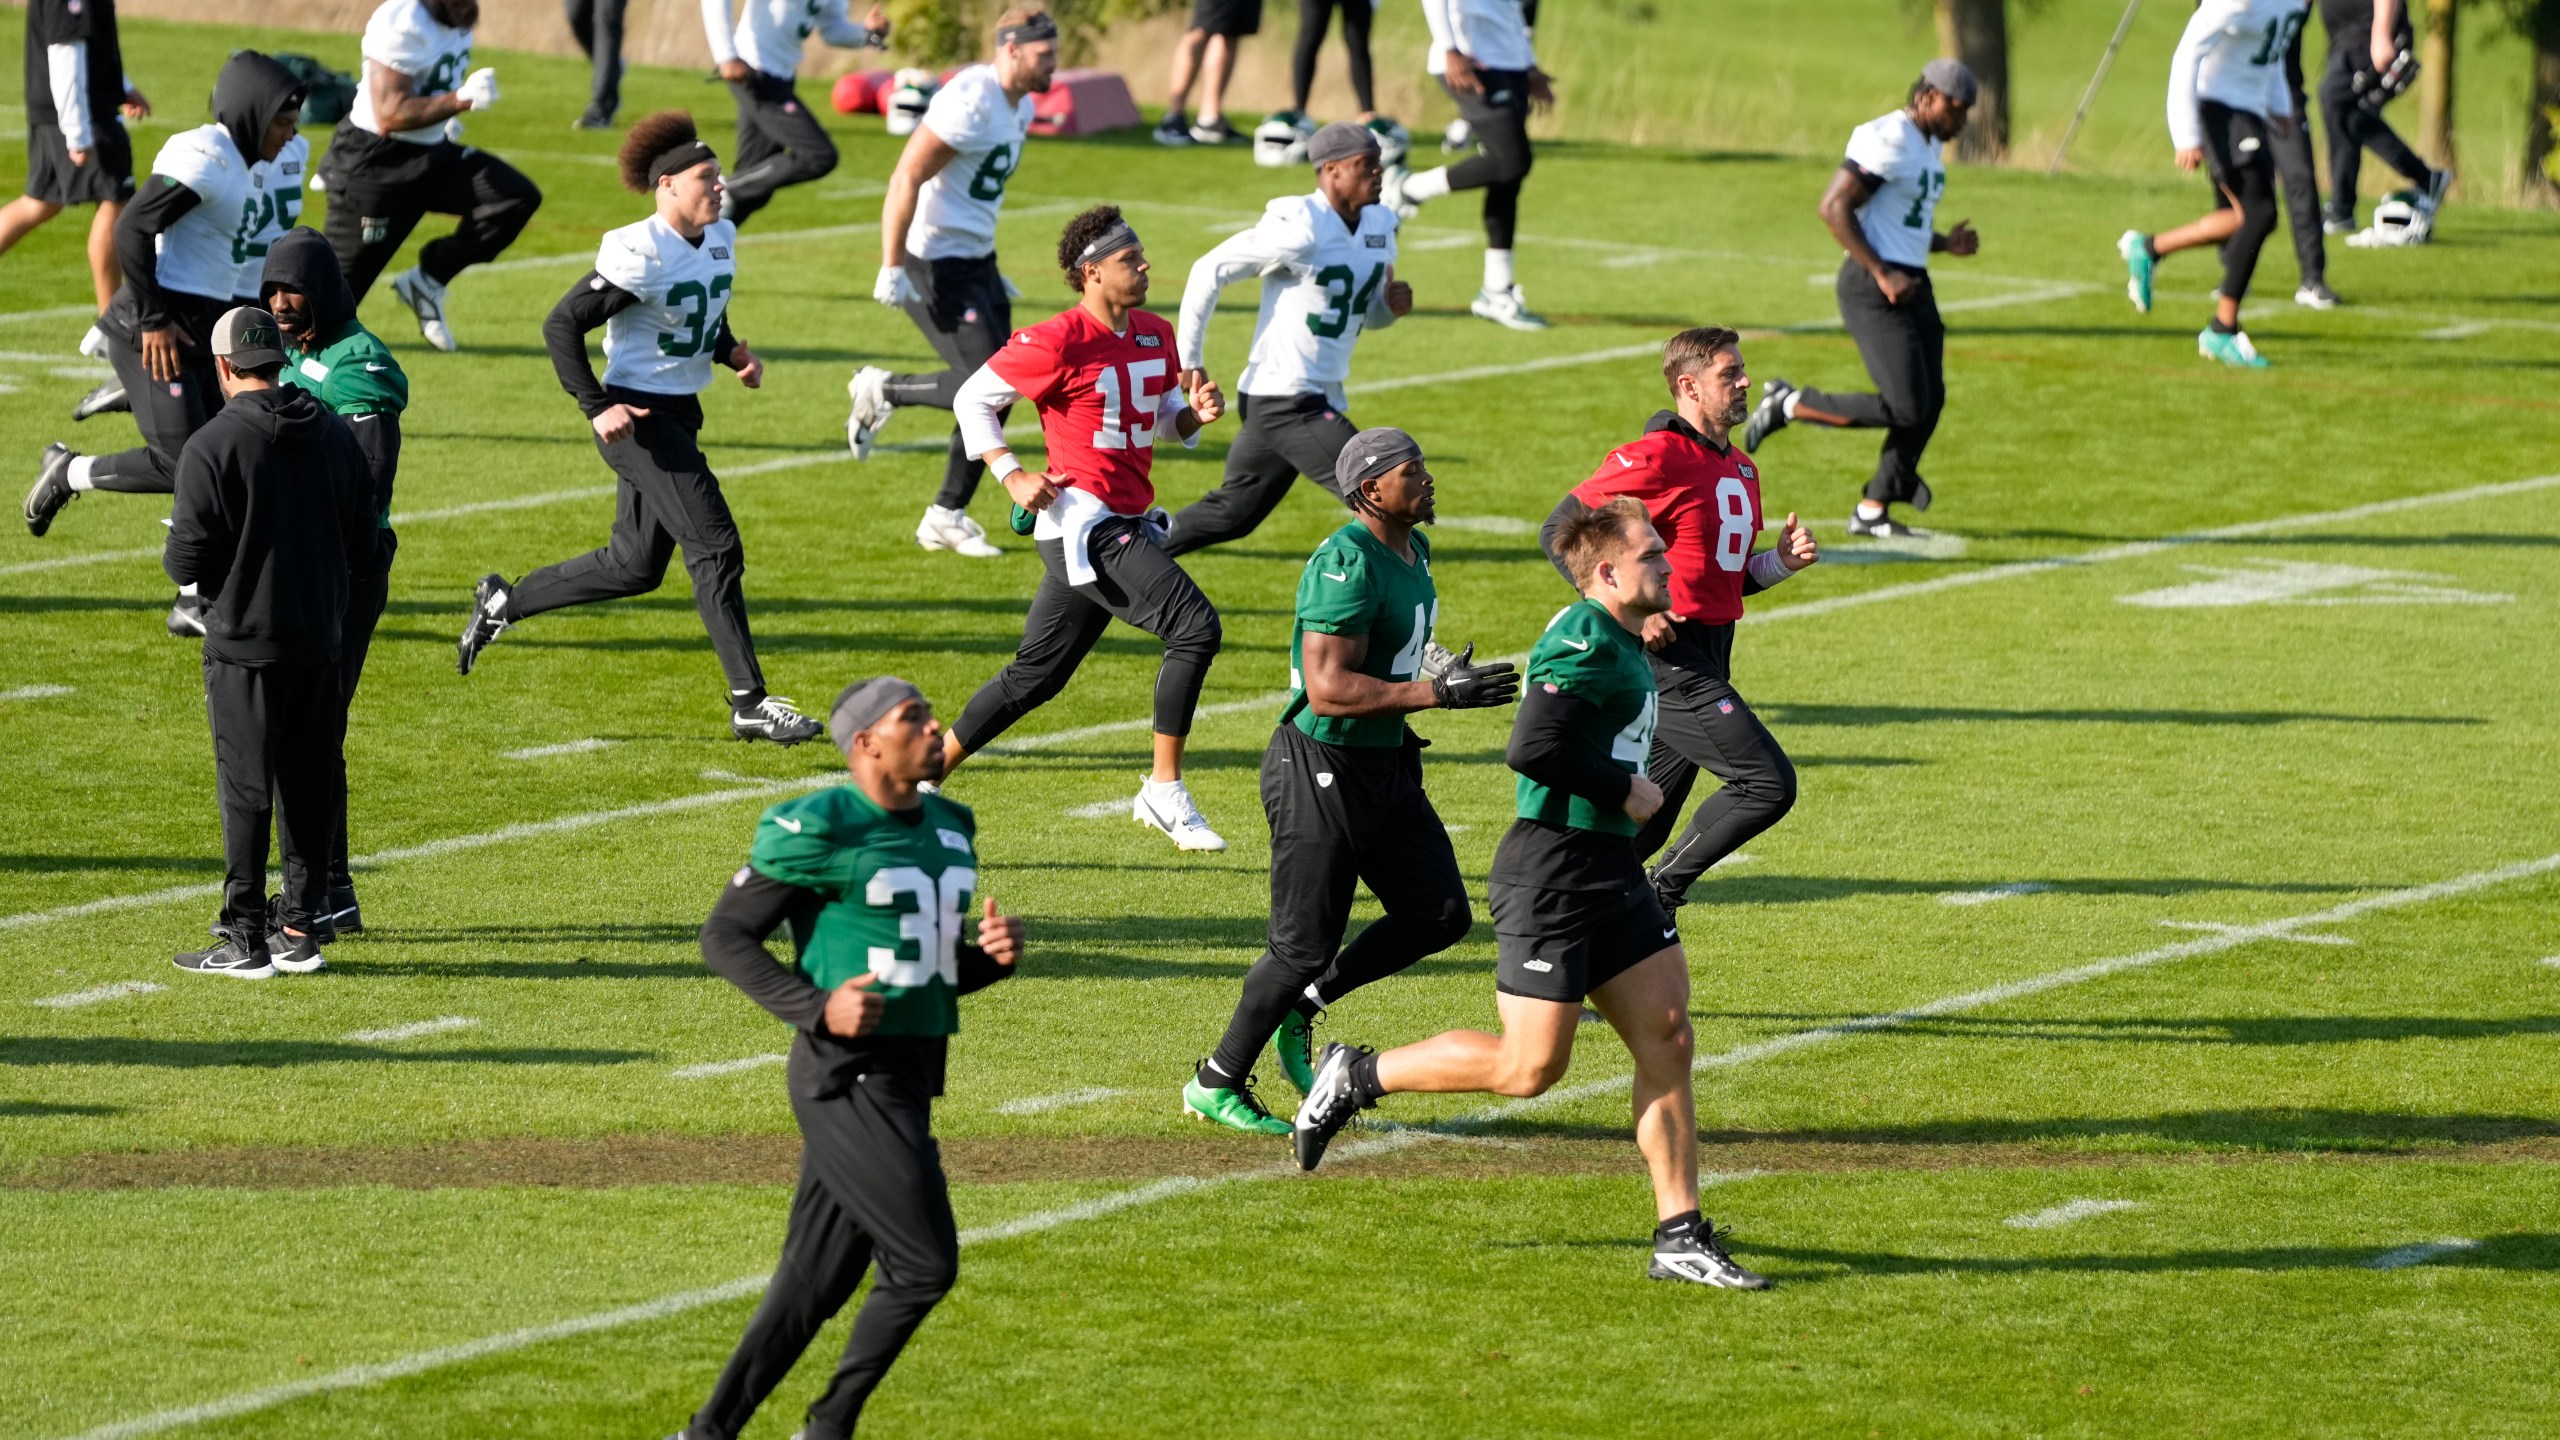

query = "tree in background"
[
  {"left": 1936, "top": 0, "right": 2010, "bottom": 161},
  {"left": 2502, "top": 0, "right": 2560, "bottom": 199},
  {"left": 2418, "top": 0, "right": 2459, "bottom": 176}
]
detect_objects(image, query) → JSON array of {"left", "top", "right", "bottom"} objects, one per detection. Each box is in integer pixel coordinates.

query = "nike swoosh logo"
[
  {"left": 1559, "top": 638, "right": 1589, "bottom": 650},
  {"left": 773, "top": 816, "right": 802, "bottom": 833},
  {"left": 364, "top": 363, "right": 389, "bottom": 372},
  {"left": 1615, "top": 453, "right": 1634, "bottom": 468},
  {"left": 1322, "top": 572, "right": 1348, "bottom": 582},
  {"left": 1662, "top": 927, "right": 1679, "bottom": 939}
]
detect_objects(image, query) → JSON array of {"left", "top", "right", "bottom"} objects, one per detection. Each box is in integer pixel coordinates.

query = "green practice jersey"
[
  {"left": 1514, "top": 598, "right": 1658, "bottom": 836},
  {"left": 281, "top": 321, "right": 407, "bottom": 524},
  {"left": 1281, "top": 523, "right": 1438, "bottom": 748},
  {"left": 748, "top": 784, "right": 981, "bottom": 1038}
]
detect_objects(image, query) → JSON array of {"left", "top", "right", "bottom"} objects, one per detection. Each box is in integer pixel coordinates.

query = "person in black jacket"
[{"left": 165, "top": 307, "right": 375, "bottom": 981}]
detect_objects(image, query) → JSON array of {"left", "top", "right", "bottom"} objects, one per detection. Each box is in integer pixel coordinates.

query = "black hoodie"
[
  {"left": 109, "top": 51, "right": 304, "bottom": 337},
  {"left": 261, "top": 227, "right": 405, "bottom": 528},
  {"left": 163, "top": 384, "right": 375, "bottom": 666}
]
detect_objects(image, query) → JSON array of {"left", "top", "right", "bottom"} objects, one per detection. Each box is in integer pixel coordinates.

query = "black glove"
[{"left": 1425, "top": 641, "right": 1519, "bottom": 710}]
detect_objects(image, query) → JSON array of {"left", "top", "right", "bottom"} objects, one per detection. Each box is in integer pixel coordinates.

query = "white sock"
[
  {"left": 1781, "top": 390, "right": 1800, "bottom": 421},
  {"left": 1404, "top": 166, "right": 1452, "bottom": 203},
  {"left": 67, "top": 456, "right": 98, "bottom": 490},
  {"left": 1857, "top": 500, "right": 1886, "bottom": 521},
  {"left": 1483, "top": 248, "right": 1515, "bottom": 292},
  {"left": 178, "top": 582, "right": 200, "bottom": 597}
]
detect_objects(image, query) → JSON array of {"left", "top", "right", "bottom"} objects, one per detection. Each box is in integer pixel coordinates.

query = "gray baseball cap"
[
  {"left": 1919, "top": 58, "right": 1979, "bottom": 105},
  {"left": 1308, "top": 120, "right": 1380, "bottom": 167},
  {"left": 1328, "top": 426, "right": 1423, "bottom": 499},
  {"left": 828, "top": 676, "right": 926, "bottom": 754},
  {"left": 212, "top": 305, "right": 288, "bottom": 372}
]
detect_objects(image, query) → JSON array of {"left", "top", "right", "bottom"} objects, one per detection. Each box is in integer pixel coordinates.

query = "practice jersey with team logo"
[
  {"left": 145, "top": 125, "right": 307, "bottom": 304},
  {"left": 748, "top": 785, "right": 980, "bottom": 1038},
  {"left": 1842, "top": 109, "right": 1945, "bottom": 270},
  {"left": 1176, "top": 192, "right": 1401, "bottom": 408},
  {"left": 707, "top": 0, "right": 879, "bottom": 79},
  {"left": 1514, "top": 599, "right": 1657, "bottom": 838},
  {"left": 1570, "top": 410, "right": 1764, "bottom": 625},
  {"left": 2168, "top": 0, "right": 2306, "bottom": 145},
  {"left": 909, "top": 64, "right": 1033, "bottom": 261},
  {"left": 350, "top": 0, "right": 472, "bottom": 144},
  {"left": 1282, "top": 522, "right": 1437, "bottom": 749},
  {"left": 594, "top": 214, "right": 737, "bottom": 395},
  {"left": 984, "top": 304, "right": 1187, "bottom": 515}
]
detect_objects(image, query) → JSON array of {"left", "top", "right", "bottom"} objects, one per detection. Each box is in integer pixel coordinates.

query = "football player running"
[
  {"left": 1163, "top": 121, "right": 1411, "bottom": 557},
  {"left": 457, "top": 113, "right": 821, "bottom": 747},
  {"left": 1183, "top": 428, "right": 1515, "bottom": 1134},
  {"left": 940, "top": 206, "right": 1232, "bottom": 852},
  {"left": 1381, "top": 0, "right": 1552, "bottom": 330},
  {"left": 1549, "top": 328, "right": 1817, "bottom": 919},
  {"left": 702, "top": 0, "right": 888, "bottom": 229},
  {"left": 672, "top": 678, "right": 1024, "bottom": 1440},
  {"left": 1293, "top": 498, "right": 1771, "bottom": 1289},
  {"left": 846, "top": 8, "right": 1059, "bottom": 560}
]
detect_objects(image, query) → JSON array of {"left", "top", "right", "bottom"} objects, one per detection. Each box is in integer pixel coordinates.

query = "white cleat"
[
  {"left": 390, "top": 267, "right": 456, "bottom": 352},
  {"left": 916, "top": 504, "right": 1003, "bottom": 557},
  {"left": 1379, "top": 162, "right": 1419, "bottom": 221},
  {"left": 1133, "top": 776, "right": 1225, "bottom": 852},
  {"left": 846, "top": 365, "right": 894, "bottom": 459},
  {"left": 78, "top": 324, "right": 108, "bottom": 359},
  {"left": 1470, "top": 285, "right": 1549, "bottom": 331}
]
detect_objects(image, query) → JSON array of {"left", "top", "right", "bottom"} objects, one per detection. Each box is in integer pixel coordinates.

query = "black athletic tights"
[
  {"left": 1440, "top": 70, "right": 1533, "bottom": 250},
  {"left": 2199, "top": 102, "right": 2280, "bottom": 307},
  {"left": 1292, "top": 0, "right": 1374, "bottom": 114}
]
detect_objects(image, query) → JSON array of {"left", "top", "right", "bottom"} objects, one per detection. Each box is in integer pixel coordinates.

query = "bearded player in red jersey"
[
  {"left": 943, "top": 205, "right": 1232, "bottom": 851},
  {"left": 1539, "top": 327, "right": 1820, "bottom": 916}
]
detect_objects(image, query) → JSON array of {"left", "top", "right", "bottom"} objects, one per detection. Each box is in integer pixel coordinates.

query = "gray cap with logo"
[
  {"left": 1307, "top": 120, "right": 1380, "bottom": 167},
  {"left": 212, "top": 305, "right": 288, "bottom": 372},
  {"left": 1327, "top": 426, "right": 1423, "bottom": 500}
]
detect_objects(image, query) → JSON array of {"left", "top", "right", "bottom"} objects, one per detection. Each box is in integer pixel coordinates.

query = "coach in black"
[
  {"left": 165, "top": 307, "right": 375, "bottom": 980},
  {"left": 2316, "top": 0, "right": 2445, "bottom": 231},
  {"left": 0, "top": 0, "right": 148, "bottom": 332}
]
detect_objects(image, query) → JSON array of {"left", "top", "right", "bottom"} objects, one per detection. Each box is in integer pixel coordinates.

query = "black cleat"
[
  {"left": 1291, "top": 1040, "right": 1372, "bottom": 1171},
  {"left": 1848, "top": 508, "right": 1932, "bottom": 540},
  {"left": 166, "top": 592, "right": 209, "bottom": 638},
  {"left": 73, "top": 380, "right": 130, "bottom": 421},
  {"left": 174, "top": 928, "right": 275, "bottom": 980},
  {"left": 25, "top": 444, "right": 78, "bottom": 536},
  {"left": 732, "top": 694, "right": 822, "bottom": 745},
  {"left": 327, "top": 884, "right": 364, "bottom": 936},
  {"left": 457, "top": 574, "right": 513, "bottom": 675},
  {"left": 1742, "top": 378, "right": 1795, "bottom": 453},
  {"left": 1649, "top": 1217, "right": 1771, "bottom": 1289}
]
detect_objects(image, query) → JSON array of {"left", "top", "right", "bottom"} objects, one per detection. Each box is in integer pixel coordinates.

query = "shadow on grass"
[
  {"left": 1760, "top": 703, "right": 2482, "bottom": 728},
  {"left": 0, "top": 1100, "right": 121, "bottom": 1118},
  {"left": 1494, "top": 1108, "right": 2560, "bottom": 1153},
  {"left": 0, "top": 854, "right": 223, "bottom": 874},
  {"left": 1741, "top": 1232, "right": 2560, "bottom": 1280},
  {"left": 352, "top": 958, "right": 701, "bottom": 981},
  {"left": 1825, "top": 1014, "right": 2560, "bottom": 1047},
  {"left": 0, "top": 1038, "right": 653, "bottom": 1068},
  {"left": 1685, "top": 873, "right": 2355, "bottom": 905},
  {"left": 368, "top": 922, "right": 704, "bottom": 946},
  {"left": 0, "top": 595, "right": 170, "bottom": 616}
]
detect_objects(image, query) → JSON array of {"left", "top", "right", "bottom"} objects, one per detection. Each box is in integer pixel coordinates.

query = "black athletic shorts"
[
  {"left": 1491, "top": 881, "right": 1678, "bottom": 1005},
  {"left": 25, "top": 119, "right": 134, "bottom": 205},
  {"left": 1191, "top": 0, "right": 1264, "bottom": 36},
  {"left": 2197, "top": 100, "right": 2273, "bottom": 198}
]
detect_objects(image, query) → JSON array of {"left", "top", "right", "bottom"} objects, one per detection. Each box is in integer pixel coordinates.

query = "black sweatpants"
[
  {"left": 1163, "top": 392, "right": 1356, "bottom": 556},
  {"left": 951, "top": 514, "right": 1222, "bottom": 752},
  {"left": 1635, "top": 627, "right": 1796, "bottom": 908},
  {"left": 330, "top": 529, "right": 393, "bottom": 891},
  {"left": 726, "top": 72, "right": 838, "bottom": 229},
  {"left": 692, "top": 1072, "right": 959, "bottom": 1440},
  {"left": 1205, "top": 725, "right": 1470, "bottom": 1082},
  {"left": 1291, "top": 0, "right": 1375, "bottom": 114},
  {"left": 565, "top": 0, "right": 628, "bottom": 120},
  {"left": 87, "top": 316, "right": 219, "bottom": 492},
  {"left": 2198, "top": 101, "right": 2281, "bottom": 308},
  {"left": 2318, "top": 46, "right": 2431, "bottom": 224},
  {"left": 2269, "top": 38, "right": 2326, "bottom": 287},
  {"left": 883, "top": 253, "right": 1012, "bottom": 509},
  {"left": 1795, "top": 260, "right": 1945, "bottom": 509},
  {"left": 1438, "top": 69, "right": 1532, "bottom": 249},
  {"left": 320, "top": 132, "right": 543, "bottom": 301},
  {"left": 204, "top": 655, "right": 341, "bottom": 932},
  {"left": 506, "top": 404, "right": 767, "bottom": 698}
]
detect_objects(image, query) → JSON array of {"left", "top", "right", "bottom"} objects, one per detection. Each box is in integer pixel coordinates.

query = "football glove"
[
  {"left": 874, "top": 265, "right": 920, "bottom": 308},
  {"left": 454, "top": 67, "right": 500, "bottom": 110},
  {"left": 1424, "top": 641, "right": 1518, "bottom": 709}
]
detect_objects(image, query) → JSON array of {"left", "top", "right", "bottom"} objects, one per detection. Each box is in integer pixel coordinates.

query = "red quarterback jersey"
[
  {"left": 1570, "top": 412, "right": 1764, "bottom": 625},
  {"left": 987, "top": 304, "right": 1184, "bottom": 516}
]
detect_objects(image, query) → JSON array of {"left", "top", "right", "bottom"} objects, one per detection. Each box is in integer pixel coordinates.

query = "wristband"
[
  {"left": 1746, "top": 547, "right": 1797, "bottom": 589},
  {"left": 989, "top": 452, "right": 1023, "bottom": 482}
]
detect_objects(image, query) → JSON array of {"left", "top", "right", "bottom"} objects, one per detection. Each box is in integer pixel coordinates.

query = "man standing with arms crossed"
[
  {"left": 846, "top": 9, "right": 1059, "bottom": 561},
  {"left": 1549, "top": 328, "right": 1818, "bottom": 919},
  {"left": 1292, "top": 499, "right": 1771, "bottom": 1289},
  {"left": 1741, "top": 61, "right": 1977, "bottom": 541},
  {"left": 1164, "top": 121, "right": 1410, "bottom": 558},
  {"left": 1184, "top": 428, "right": 1516, "bottom": 1133}
]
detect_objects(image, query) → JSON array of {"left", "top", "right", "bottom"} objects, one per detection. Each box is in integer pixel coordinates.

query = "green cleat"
[
  {"left": 1272, "top": 1009, "right": 1318, "bottom": 1094},
  {"left": 2117, "top": 230, "right": 2155, "bottom": 313},
  {"left": 1183, "top": 1074, "right": 1292, "bottom": 1135},
  {"left": 2197, "top": 328, "right": 2271, "bottom": 369}
]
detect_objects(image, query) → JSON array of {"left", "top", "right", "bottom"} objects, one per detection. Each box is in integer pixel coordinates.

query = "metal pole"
[{"left": 2048, "top": 0, "right": 2147, "bottom": 176}]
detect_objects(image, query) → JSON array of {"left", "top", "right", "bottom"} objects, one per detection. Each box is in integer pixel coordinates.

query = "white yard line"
[
  {"left": 500, "top": 739, "right": 617, "bottom": 761},
  {"left": 2158, "top": 919, "right": 2353, "bottom": 946},
  {"left": 57, "top": 854, "right": 2560, "bottom": 1438},
  {"left": 1063, "top": 798, "right": 1131, "bottom": 819},
  {"left": 2005, "top": 1198, "right": 2140, "bottom": 1229},
  {"left": 2541, "top": 957, "right": 2560, "bottom": 970},
  {"left": 671, "top": 1054, "right": 787, "bottom": 1080},
  {"left": 29, "top": 980, "right": 166, "bottom": 1009},
  {"left": 0, "top": 304, "right": 103, "bottom": 326},
  {"left": 993, "top": 1086, "right": 1132, "bottom": 1115},
  {"left": 1941, "top": 883, "right": 2052, "bottom": 907},
  {"left": 1, "top": 684, "right": 76, "bottom": 701},
  {"left": 345, "top": 1016, "right": 477, "bottom": 1044},
  {"left": 2363, "top": 1237, "right": 2480, "bottom": 1271}
]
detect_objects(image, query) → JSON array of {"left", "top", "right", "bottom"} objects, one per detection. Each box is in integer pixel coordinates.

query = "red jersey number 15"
[{"left": 1092, "top": 359, "right": 1170, "bottom": 451}]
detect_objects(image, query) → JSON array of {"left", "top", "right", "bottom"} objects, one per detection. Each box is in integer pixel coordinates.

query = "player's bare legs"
[
  {"left": 1375, "top": 990, "right": 1578, "bottom": 1097},
  {"left": 86, "top": 201, "right": 123, "bottom": 311},
  {"left": 0, "top": 197, "right": 66, "bottom": 255},
  {"left": 1199, "top": 34, "right": 1237, "bottom": 130},
  {"left": 1587, "top": 945, "right": 1698, "bottom": 1221}
]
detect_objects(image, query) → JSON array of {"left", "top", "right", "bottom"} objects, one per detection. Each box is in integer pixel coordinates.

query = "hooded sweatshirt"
[
  {"left": 264, "top": 227, "right": 407, "bottom": 529},
  {"left": 107, "top": 51, "right": 306, "bottom": 341},
  {"left": 163, "top": 385, "right": 376, "bottom": 666}
]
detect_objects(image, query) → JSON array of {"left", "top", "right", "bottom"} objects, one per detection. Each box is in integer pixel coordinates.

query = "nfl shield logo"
[
  {"left": 962, "top": 307, "right": 979, "bottom": 324},
  {"left": 1716, "top": 699, "right": 1735, "bottom": 714}
]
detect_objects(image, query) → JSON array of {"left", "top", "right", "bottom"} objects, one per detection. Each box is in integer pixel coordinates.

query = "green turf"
[{"left": 4, "top": 14, "right": 2560, "bottom": 1439}]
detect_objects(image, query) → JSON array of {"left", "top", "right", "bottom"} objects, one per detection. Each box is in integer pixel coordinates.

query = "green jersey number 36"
[{"left": 865, "top": 865, "right": 977, "bottom": 986}]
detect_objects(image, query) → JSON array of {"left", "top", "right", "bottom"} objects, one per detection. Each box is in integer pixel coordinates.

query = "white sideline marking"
[
  {"left": 2157, "top": 919, "right": 2354, "bottom": 946},
  {"left": 30, "top": 980, "right": 166, "bottom": 1009},
  {"left": 0, "top": 545, "right": 169, "bottom": 579},
  {"left": 980, "top": 694, "right": 1279, "bottom": 756},
  {"left": 345, "top": 1016, "right": 476, "bottom": 1044},
  {"left": 1064, "top": 798, "right": 1130, "bottom": 819},
  {"left": 63, "top": 856, "right": 2559, "bottom": 1436},
  {"left": 1349, "top": 342, "right": 1665, "bottom": 395},
  {"left": 2005, "top": 1198, "right": 2140, "bottom": 1230},
  {"left": 2364, "top": 1237, "right": 2479, "bottom": 1271},
  {"left": 2541, "top": 956, "right": 2560, "bottom": 969},
  {"left": 1941, "top": 883, "right": 2052, "bottom": 907},
  {"left": 501, "top": 739, "right": 617, "bottom": 761},
  {"left": 1434, "top": 515, "right": 1535, "bottom": 536},
  {"left": 0, "top": 304, "right": 101, "bottom": 326},
  {"left": 2419, "top": 322, "right": 2492, "bottom": 341},
  {"left": 993, "top": 1086, "right": 1131, "bottom": 1115},
  {"left": 2119, "top": 559, "right": 2511, "bottom": 609},
  {"left": 1, "top": 684, "right": 76, "bottom": 701},
  {"left": 672, "top": 1053, "right": 786, "bottom": 1080}
]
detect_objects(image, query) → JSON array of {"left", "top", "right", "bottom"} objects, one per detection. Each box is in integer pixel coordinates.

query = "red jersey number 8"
[
  {"left": 1092, "top": 359, "right": 1169, "bottom": 451},
  {"left": 1713, "top": 475, "right": 1754, "bottom": 572}
]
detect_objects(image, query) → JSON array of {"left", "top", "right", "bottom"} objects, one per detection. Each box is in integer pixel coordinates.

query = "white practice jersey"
[
  {"left": 350, "top": 0, "right": 473, "bottom": 144},
  {"left": 1842, "top": 110, "right": 1945, "bottom": 271},
  {"left": 704, "top": 0, "right": 877, "bottom": 80},
  {"left": 907, "top": 65, "right": 1033, "bottom": 261},
  {"left": 596, "top": 214, "right": 738, "bottom": 395},
  {"left": 148, "top": 126, "right": 309, "bottom": 304},
  {"left": 1177, "top": 193, "right": 1401, "bottom": 408},
  {"left": 1420, "top": 0, "right": 1535, "bottom": 74},
  {"left": 2167, "top": 0, "right": 2305, "bottom": 146}
]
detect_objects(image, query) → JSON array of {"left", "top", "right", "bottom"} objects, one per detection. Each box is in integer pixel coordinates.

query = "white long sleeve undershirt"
[{"left": 49, "top": 42, "right": 92, "bottom": 155}]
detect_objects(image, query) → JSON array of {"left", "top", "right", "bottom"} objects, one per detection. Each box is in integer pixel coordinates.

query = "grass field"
[{"left": 6, "top": 14, "right": 2560, "bottom": 1438}]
